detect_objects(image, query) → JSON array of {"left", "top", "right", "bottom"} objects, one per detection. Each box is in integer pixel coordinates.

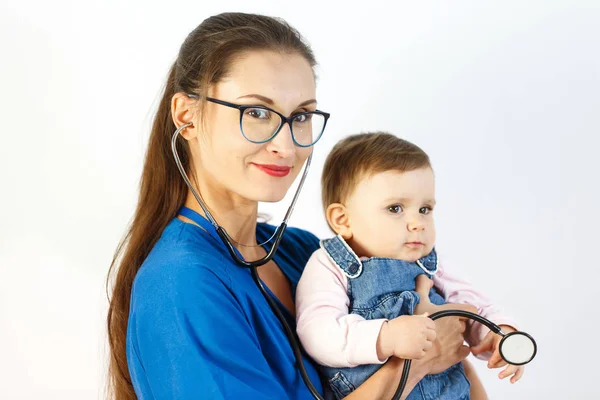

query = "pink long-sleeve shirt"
[{"left": 296, "top": 247, "right": 518, "bottom": 368}]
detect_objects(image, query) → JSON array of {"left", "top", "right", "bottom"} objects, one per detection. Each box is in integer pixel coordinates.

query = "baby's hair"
[{"left": 321, "top": 132, "right": 431, "bottom": 212}]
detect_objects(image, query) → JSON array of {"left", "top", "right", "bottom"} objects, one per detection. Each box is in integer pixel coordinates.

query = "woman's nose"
[{"left": 265, "top": 123, "right": 295, "bottom": 158}]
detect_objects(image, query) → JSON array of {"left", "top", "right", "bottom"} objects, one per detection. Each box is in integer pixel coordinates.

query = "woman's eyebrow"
[
  {"left": 298, "top": 99, "right": 317, "bottom": 107},
  {"left": 237, "top": 94, "right": 274, "bottom": 104},
  {"left": 237, "top": 94, "right": 317, "bottom": 107}
]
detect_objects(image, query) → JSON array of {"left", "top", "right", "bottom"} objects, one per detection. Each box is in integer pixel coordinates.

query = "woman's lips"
[{"left": 252, "top": 163, "right": 292, "bottom": 177}]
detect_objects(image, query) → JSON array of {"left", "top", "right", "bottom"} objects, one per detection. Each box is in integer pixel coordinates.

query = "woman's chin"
[{"left": 255, "top": 190, "right": 288, "bottom": 203}]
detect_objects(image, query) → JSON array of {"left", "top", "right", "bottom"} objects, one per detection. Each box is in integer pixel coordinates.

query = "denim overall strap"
[
  {"left": 320, "top": 235, "right": 363, "bottom": 278},
  {"left": 416, "top": 247, "right": 439, "bottom": 276}
]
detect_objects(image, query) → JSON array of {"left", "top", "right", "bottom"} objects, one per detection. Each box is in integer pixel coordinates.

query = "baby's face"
[{"left": 344, "top": 168, "right": 436, "bottom": 262}]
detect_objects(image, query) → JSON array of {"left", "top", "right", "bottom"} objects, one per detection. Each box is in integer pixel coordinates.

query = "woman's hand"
[
  {"left": 412, "top": 309, "right": 472, "bottom": 375},
  {"left": 349, "top": 314, "right": 472, "bottom": 400},
  {"left": 411, "top": 274, "right": 476, "bottom": 375},
  {"left": 347, "top": 276, "right": 477, "bottom": 399}
]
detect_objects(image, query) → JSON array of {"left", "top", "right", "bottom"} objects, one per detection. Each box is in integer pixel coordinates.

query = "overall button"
[{"left": 348, "top": 263, "right": 359, "bottom": 275}]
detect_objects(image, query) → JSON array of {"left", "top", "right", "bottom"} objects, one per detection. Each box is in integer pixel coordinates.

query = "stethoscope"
[{"left": 171, "top": 122, "right": 537, "bottom": 400}]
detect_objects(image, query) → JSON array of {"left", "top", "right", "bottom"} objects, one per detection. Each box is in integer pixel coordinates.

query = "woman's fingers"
[
  {"left": 451, "top": 303, "right": 479, "bottom": 318},
  {"left": 457, "top": 344, "right": 471, "bottom": 360}
]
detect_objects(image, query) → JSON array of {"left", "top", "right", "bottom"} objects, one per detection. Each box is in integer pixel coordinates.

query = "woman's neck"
[{"left": 182, "top": 188, "right": 259, "bottom": 247}]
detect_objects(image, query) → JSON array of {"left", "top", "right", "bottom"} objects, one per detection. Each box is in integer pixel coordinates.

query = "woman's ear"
[
  {"left": 171, "top": 92, "right": 199, "bottom": 140},
  {"left": 326, "top": 203, "right": 353, "bottom": 240}
]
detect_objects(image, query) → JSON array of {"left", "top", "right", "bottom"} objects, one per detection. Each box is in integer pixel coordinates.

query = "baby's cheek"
[
  {"left": 427, "top": 224, "right": 436, "bottom": 244},
  {"left": 424, "top": 243, "right": 435, "bottom": 258}
]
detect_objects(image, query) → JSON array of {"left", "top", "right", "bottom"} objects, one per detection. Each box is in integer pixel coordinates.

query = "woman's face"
[{"left": 192, "top": 50, "right": 316, "bottom": 204}]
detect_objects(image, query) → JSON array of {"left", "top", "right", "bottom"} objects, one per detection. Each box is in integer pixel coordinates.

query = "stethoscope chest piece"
[{"left": 499, "top": 331, "right": 537, "bottom": 366}]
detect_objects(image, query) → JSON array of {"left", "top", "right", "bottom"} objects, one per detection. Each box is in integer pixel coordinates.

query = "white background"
[{"left": 1, "top": 0, "right": 599, "bottom": 399}]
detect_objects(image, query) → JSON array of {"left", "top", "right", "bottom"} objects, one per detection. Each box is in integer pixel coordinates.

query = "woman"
[{"left": 106, "top": 12, "right": 472, "bottom": 399}]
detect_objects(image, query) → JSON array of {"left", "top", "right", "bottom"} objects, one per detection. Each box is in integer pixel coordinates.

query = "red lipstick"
[{"left": 253, "top": 163, "right": 291, "bottom": 177}]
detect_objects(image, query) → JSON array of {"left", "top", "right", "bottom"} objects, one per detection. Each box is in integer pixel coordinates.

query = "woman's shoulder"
[
  {"left": 256, "top": 223, "right": 320, "bottom": 282},
  {"left": 284, "top": 225, "right": 320, "bottom": 250},
  {"left": 131, "top": 219, "right": 231, "bottom": 309}
]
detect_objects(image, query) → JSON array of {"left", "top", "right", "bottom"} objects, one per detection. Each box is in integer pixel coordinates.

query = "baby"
[{"left": 296, "top": 133, "right": 524, "bottom": 400}]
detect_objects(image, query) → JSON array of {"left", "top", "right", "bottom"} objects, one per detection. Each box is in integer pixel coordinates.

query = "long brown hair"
[{"left": 106, "top": 13, "right": 316, "bottom": 399}]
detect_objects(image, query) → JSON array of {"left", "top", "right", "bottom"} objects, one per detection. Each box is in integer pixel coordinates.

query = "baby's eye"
[
  {"left": 388, "top": 205, "right": 403, "bottom": 214},
  {"left": 419, "top": 206, "right": 433, "bottom": 215}
]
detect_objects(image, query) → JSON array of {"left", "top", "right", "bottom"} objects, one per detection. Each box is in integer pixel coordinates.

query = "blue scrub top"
[{"left": 126, "top": 208, "right": 326, "bottom": 399}]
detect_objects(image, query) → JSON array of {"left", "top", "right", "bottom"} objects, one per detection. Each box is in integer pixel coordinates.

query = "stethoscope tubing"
[
  {"left": 171, "top": 122, "right": 325, "bottom": 398},
  {"left": 171, "top": 123, "right": 535, "bottom": 400}
]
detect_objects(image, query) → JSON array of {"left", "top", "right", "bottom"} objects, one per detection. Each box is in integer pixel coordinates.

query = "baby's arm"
[
  {"left": 471, "top": 325, "right": 526, "bottom": 383},
  {"left": 296, "top": 249, "right": 389, "bottom": 367},
  {"left": 432, "top": 261, "right": 525, "bottom": 383},
  {"left": 296, "top": 249, "right": 435, "bottom": 367},
  {"left": 432, "top": 262, "right": 519, "bottom": 349}
]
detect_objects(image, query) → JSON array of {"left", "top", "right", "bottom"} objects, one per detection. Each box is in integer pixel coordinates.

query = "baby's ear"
[{"left": 326, "top": 203, "right": 353, "bottom": 239}]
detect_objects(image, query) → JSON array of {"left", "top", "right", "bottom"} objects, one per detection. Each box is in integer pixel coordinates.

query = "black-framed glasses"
[{"left": 188, "top": 94, "right": 329, "bottom": 147}]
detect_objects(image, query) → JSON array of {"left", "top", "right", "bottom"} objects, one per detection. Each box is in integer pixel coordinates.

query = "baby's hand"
[
  {"left": 471, "top": 325, "right": 525, "bottom": 384},
  {"left": 378, "top": 314, "right": 436, "bottom": 360},
  {"left": 497, "top": 363, "right": 525, "bottom": 384}
]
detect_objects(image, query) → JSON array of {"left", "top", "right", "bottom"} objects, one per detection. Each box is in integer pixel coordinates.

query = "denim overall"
[{"left": 320, "top": 236, "right": 470, "bottom": 400}]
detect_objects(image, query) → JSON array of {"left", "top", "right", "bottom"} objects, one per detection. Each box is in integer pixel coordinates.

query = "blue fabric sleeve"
[
  {"left": 129, "top": 261, "right": 289, "bottom": 399},
  {"left": 288, "top": 227, "right": 320, "bottom": 254}
]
